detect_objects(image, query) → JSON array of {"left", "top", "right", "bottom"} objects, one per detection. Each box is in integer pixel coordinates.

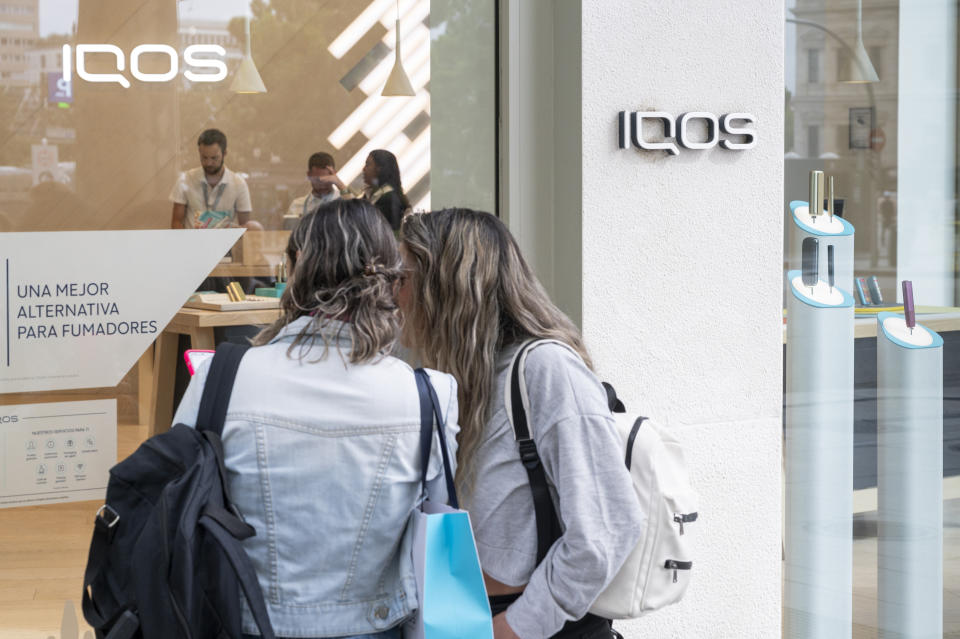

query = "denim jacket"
[{"left": 173, "top": 316, "right": 459, "bottom": 637}]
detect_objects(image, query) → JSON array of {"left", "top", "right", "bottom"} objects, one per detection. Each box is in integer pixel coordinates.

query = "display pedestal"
[
  {"left": 876, "top": 312, "right": 943, "bottom": 639},
  {"left": 789, "top": 201, "right": 855, "bottom": 293},
  {"left": 784, "top": 271, "right": 854, "bottom": 638}
]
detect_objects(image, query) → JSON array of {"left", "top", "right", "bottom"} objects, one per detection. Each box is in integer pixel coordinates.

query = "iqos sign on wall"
[
  {"left": 618, "top": 111, "right": 756, "bottom": 156},
  {"left": 61, "top": 44, "right": 228, "bottom": 88}
]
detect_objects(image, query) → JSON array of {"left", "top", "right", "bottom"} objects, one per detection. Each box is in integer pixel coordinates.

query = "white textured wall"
[{"left": 579, "top": 1, "right": 784, "bottom": 637}]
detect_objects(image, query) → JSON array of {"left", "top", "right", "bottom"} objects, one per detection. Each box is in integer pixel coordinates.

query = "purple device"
[{"left": 902, "top": 280, "right": 915, "bottom": 329}]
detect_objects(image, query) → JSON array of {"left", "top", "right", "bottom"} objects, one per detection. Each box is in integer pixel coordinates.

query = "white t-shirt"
[
  {"left": 169, "top": 166, "right": 252, "bottom": 229},
  {"left": 285, "top": 189, "right": 339, "bottom": 218}
]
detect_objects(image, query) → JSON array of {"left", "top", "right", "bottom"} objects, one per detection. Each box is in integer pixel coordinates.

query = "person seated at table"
[{"left": 312, "top": 149, "right": 410, "bottom": 231}]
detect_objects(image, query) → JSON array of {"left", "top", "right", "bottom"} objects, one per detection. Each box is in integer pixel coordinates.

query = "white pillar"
[
  {"left": 784, "top": 272, "right": 855, "bottom": 638},
  {"left": 578, "top": 1, "right": 784, "bottom": 636},
  {"left": 876, "top": 312, "right": 944, "bottom": 638}
]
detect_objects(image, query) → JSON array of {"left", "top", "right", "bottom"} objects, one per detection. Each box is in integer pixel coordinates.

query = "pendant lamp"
[
  {"left": 381, "top": 0, "right": 415, "bottom": 97},
  {"left": 842, "top": 0, "right": 879, "bottom": 83},
  {"left": 231, "top": 14, "right": 267, "bottom": 93}
]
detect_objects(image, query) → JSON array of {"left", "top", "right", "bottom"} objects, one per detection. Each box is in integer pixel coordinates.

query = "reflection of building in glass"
[
  {"left": 787, "top": 0, "right": 899, "bottom": 283},
  {"left": 790, "top": 0, "right": 897, "bottom": 169},
  {"left": 0, "top": 0, "right": 39, "bottom": 86},
  {"left": 179, "top": 18, "right": 242, "bottom": 62}
]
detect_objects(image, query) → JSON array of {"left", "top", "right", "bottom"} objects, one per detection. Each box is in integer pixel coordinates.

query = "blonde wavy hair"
[
  {"left": 253, "top": 199, "right": 403, "bottom": 364},
  {"left": 400, "top": 208, "right": 591, "bottom": 498}
]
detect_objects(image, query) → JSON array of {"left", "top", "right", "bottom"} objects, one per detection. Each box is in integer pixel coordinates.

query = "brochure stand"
[
  {"left": 784, "top": 270, "right": 855, "bottom": 638},
  {"left": 789, "top": 201, "right": 855, "bottom": 293},
  {"left": 876, "top": 312, "right": 943, "bottom": 639}
]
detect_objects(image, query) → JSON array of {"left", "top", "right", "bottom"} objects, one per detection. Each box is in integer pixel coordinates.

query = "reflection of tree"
[
  {"left": 176, "top": 0, "right": 384, "bottom": 225},
  {"left": 179, "top": 0, "right": 364, "bottom": 167}
]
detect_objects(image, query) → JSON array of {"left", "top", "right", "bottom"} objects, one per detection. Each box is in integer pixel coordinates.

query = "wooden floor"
[
  {"left": 0, "top": 424, "right": 147, "bottom": 639},
  {"left": 4, "top": 424, "right": 960, "bottom": 638}
]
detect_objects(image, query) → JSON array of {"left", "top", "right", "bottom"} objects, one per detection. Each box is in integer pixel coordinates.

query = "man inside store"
[
  {"left": 285, "top": 151, "right": 340, "bottom": 221},
  {"left": 169, "top": 128, "right": 262, "bottom": 231}
]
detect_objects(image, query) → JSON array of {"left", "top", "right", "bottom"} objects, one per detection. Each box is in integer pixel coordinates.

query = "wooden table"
[
  {"left": 146, "top": 306, "right": 281, "bottom": 436},
  {"left": 208, "top": 263, "right": 278, "bottom": 277}
]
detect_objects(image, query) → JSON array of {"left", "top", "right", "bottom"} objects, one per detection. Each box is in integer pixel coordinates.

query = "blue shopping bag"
[{"left": 404, "top": 370, "right": 493, "bottom": 639}]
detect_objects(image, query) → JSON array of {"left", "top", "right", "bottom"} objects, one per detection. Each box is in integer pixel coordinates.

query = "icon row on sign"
[
  {"left": 25, "top": 436, "right": 95, "bottom": 452},
  {"left": 36, "top": 462, "right": 86, "bottom": 476}
]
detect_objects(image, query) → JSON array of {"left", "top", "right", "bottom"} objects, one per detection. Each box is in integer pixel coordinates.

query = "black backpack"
[{"left": 82, "top": 343, "right": 276, "bottom": 639}]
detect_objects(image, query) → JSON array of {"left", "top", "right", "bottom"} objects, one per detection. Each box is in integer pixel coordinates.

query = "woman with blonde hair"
[
  {"left": 174, "top": 199, "right": 459, "bottom": 639},
  {"left": 398, "top": 208, "right": 642, "bottom": 639}
]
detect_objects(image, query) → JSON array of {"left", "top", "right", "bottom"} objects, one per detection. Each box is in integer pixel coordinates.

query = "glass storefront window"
[
  {"left": 785, "top": 0, "right": 959, "bottom": 634},
  {"left": 0, "top": 0, "right": 496, "bottom": 631}
]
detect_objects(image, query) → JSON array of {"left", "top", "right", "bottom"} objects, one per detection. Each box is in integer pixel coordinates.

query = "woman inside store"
[
  {"left": 397, "top": 209, "right": 643, "bottom": 639},
  {"left": 316, "top": 149, "right": 411, "bottom": 231},
  {"left": 173, "top": 199, "right": 459, "bottom": 639}
]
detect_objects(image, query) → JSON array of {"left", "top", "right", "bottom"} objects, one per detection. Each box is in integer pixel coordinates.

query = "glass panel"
[
  {"left": 0, "top": 0, "right": 496, "bottom": 631},
  {"left": 785, "top": 0, "right": 959, "bottom": 635}
]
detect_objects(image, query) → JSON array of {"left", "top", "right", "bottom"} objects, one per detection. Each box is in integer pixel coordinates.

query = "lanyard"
[{"left": 201, "top": 179, "right": 227, "bottom": 211}]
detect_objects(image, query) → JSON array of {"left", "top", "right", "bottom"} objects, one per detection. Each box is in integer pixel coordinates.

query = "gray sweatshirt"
[{"left": 466, "top": 341, "right": 645, "bottom": 639}]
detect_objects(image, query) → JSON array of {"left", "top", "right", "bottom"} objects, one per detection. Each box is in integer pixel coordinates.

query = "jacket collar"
[{"left": 268, "top": 315, "right": 352, "bottom": 346}]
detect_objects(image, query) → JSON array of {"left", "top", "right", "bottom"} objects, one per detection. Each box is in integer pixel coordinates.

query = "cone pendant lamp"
[
  {"left": 843, "top": 0, "right": 879, "bottom": 83},
  {"left": 231, "top": 15, "right": 267, "bottom": 93},
  {"left": 381, "top": 1, "right": 415, "bottom": 96}
]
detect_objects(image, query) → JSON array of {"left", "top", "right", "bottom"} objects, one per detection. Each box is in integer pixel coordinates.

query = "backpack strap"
[
  {"left": 602, "top": 382, "right": 627, "bottom": 413},
  {"left": 196, "top": 341, "right": 250, "bottom": 436},
  {"left": 193, "top": 342, "right": 251, "bottom": 520},
  {"left": 82, "top": 510, "right": 134, "bottom": 635},
  {"left": 415, "top": 368, "right": 458, "bottom": 509},
  {"left": 505, "top": 339, "right": 563, "bottom": 564},
  {"left": 199, "top": 514, "right": 277, "bottom": 639}
]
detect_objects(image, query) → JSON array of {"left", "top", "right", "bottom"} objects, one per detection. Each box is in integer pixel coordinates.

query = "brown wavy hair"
[
  {"left": 253, "top": 199, "right": 403, "bottom": 363},
  {"left": 399, "top": 208, "right": 591, "bottom": 498}
]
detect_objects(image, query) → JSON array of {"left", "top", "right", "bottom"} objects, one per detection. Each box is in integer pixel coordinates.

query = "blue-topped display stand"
[
  {"left": 876, "top": 312, "right": 943, "bottom": 639},
  {"left": 789, "top": 200, "right": 855, "bottom": 294},
  {"left": 784, "top": 269, "right": 854, "bottom": 639}
]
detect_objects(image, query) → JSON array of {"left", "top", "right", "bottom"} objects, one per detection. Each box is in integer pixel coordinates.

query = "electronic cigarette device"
[
  {"left": 902, "top": 280, "right": 915, "bottom": 333},
  {"left": 809, "top": 170, "right": 824, "bottom": 222},
  {"left": 868, "top": 276, "right": 883, "bottom": 305},
  {"left": 827, "top": 176, "right": 835, "bottom": 221},
  {"left": 827, "top": 245, "right": 835, "bottom": 291},
  {"left": 856, "top": 277, "right": 871, "bottom": 305},
  {"left": 801, "top": 237, "right": 819, "bottom": 291}
]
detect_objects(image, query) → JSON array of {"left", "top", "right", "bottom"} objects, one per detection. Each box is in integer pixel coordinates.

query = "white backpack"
[{"left": 505, "top": 339, "right": 698, "bottom": 619}]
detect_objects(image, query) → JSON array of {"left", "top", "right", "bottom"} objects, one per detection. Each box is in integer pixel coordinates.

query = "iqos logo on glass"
[
  {"left": 618, "top": 111, "right": 756, "bottom": 156},
  {"left": 61, "top": 44, "right": 228, "bottom": 88}
]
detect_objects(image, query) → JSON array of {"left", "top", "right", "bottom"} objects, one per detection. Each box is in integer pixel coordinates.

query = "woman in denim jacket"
[
  {"left": 398, "top": 209, "right": 642, "bottom": 639},
  {"left": 174, "top": 199, "right": 459, "bottom": 639}
]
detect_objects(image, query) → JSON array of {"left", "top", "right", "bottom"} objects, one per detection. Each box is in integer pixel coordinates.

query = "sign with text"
[
  {"left": 0, "top": 229, "right": 243, "bottom": 393},
  {"left": 47, "top": 71, "right": 73, "bottom": 105},
  {"left": 618, "top": 111, "right": 756, "bottom": 156},
  {"left": 0, "top": 399, "right": 116, "bottom": 509}
]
